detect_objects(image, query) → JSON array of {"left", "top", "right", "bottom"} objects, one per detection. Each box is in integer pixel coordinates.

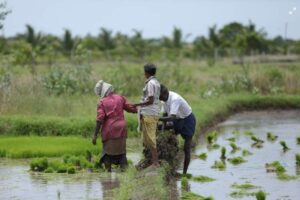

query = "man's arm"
[
  {"left": 134, "top": 96, "right": 154, "bottom": 107},
  {"left": 159, "top": 114, "right": 177, "bottom": 122},
  {"left": 92, "top": 121, "right": 102, "bottom": 145}
]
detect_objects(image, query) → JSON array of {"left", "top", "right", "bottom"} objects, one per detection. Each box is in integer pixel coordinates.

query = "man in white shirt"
[{"left": 159, "top": 84, "right": 196, "bottom": 174}]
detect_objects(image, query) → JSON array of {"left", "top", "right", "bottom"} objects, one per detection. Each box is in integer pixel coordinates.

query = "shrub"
[
  {"left": 67, "top": 167, "right": 76, "bottom": 174},
  {"left": 30, "top": 158, "right": 48, "bottom": 172},
  {"left": 255, "top": 190, "right": 266, "bottom": 200},
  {"left": 44, "top": 167, "right": 54, "bottom": 173}
]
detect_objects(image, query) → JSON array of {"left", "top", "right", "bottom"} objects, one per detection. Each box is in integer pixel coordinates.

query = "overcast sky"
[{"left": 3, "top": 0, "right": 300, "bottom": 39}]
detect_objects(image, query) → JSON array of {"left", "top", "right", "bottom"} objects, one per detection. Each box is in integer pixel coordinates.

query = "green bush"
[
  {"left": 44, "top": 167, "right": 54, "bottom": 173},
  {"left": 30, "top": 158, "right": 48, "bottom": 172},
  {"left": 67, "top": 167, "right": 76, "bottom": 174}
]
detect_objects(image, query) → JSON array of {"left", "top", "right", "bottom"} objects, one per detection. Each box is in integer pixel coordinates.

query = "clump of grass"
[
  {"left": 30, "top": 158, "right": 48, "bottom": 172},
  {"left": 181, "top": 177, "right": 189, "bottom": 192},
  {"left": 181, "top": 192, "right": 214, "bottom": 200},
  {"left": 44, "top": 167, "right": 54, "bottom": 173},
  {"left": 231, "top": 182, "right": 260, "bottom": 190},
  {"left": 206, "top": 131, "right": 218, "bottom": 144},
  {"left": 57, "top": 164, "right": 68, "bottom": 173},
  {"left": 212, "top": 144, "right": 220, "bottom": 149},
  {"left": 280, "top": 141, "right": 290, "bottom": 151},
  {"left": 297, "top": 137, "right": 300, "bottom": 145},
  {"left": 220, "top": 147, "right": 226, "bottom": 160},
  {"left": 198, "top": 153, "right": 207, "bottom": 160},
  {"left": 230, "top": 142, "right": 240, "bottom": 152},
  {"left": 192, "top": 175, "right": 215, "bottom": 183},
  {"left": 67, "top": 166, "right": 76, "bottom": 174},
  {"left": 265, "top": 161, "right": 286, "bottom": 173},
  {"left": 296, "top": 154, "right": 300, "bottom": 166},
  {"left": 267, "top": 132, "right": 278, "bottom": 142},
  {"left": 276, "top": 173, "right": 298, "bottom": 180},
  {"left": 251, "top": 136, "right": 264, "bottom": 143},
  {"left": 0, "top": 149, "right": 6, "bottom": 157},
  {"left": 226, "top": 137, "right": 236, "bottom": 142},
  {"left": 230, "top": 190, "right": 255, "bottom": 198},
  {"left": 180, "top": 173, "right": 193, "bottom": 179},
  {"left": 228, "top": 157, "right": 247, "bottom": 165},
  {"left": 242, "top": 149, "right": 253, "bottom": 157},
  {"left": 244, "top": 131, "right": 255, "bottom": 136},
  {"left": 211, "top": 160, "right": 226, "bottom": 170},
  {"left": 255, "top": 190, "right": 266, "bottom": 200}
]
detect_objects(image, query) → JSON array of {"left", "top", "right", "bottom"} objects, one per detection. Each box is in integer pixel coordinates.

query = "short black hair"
[
  {"left": 144, "top": 63, "right": 156, "bottom": 76},
  {"left": 160, "top": 84, "right": 169, "bottom": 95}
]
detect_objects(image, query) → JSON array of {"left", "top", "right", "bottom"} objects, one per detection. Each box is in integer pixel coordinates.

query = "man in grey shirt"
[{"left": 134, "top": 63, "right": 160, "bottom": 167}]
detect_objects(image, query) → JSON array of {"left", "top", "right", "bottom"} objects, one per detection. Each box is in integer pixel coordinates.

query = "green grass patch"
[
  {"left": 0, "top": 136, "right": 102, "bottom": 158},
  {"left": 211, "top": 160, "right": 226, "bottom": 170},
  {"left": 266, "top": 132, "right": 278, "bottom": 142},
  {"left": 242, "top": 149, "right": 253, "bottom": 156},
  {"left": 181, "top": 192, "right": 214, "bottom": 200},
  {"left": 228, "top": 156, "right": 247, "bottom": 165},
  {"left": 198, "top": 153, "right": 207, "bottom": 160},
  {"left": 231, "top": 182, "right": 260, "bottom": 190},
  {"left": 192, "top": 175, "right": 215, "bottom": 183},
  {"left": 296, "top": 154, "right": 300, "bottom": 166}
]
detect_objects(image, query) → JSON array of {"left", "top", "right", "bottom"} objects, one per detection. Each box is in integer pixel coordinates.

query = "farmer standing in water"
[
  {"left": 92, "top": 80, "right": 137, "bottom": 172},
  {"left": 134, "top": 63, "right": 161, "bottom": 168},
  {"left": 159, "top": 84, "right": 196, "bottom": 174}
]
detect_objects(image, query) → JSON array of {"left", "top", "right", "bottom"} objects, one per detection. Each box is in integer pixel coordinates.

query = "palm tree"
[{"left": 98, "top": 28, "right": 116, "bottom": 51}]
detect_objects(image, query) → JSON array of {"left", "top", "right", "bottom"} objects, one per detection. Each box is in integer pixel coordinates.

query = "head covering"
[{"left": 94, "top": 80, "right": 113, "bottom": 98}]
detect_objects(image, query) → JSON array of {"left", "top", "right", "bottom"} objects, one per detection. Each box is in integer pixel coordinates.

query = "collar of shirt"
[{"left": 145, "top": 76, "right": 156, "bottom": 83}]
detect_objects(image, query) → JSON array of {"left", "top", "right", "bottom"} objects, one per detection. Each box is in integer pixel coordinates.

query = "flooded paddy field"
[
  {"left": 182, "top": 110, "right": 300, "bottom": 200},
  {"left": 0, "top": 153, "right": 140, "bottom": 200}
]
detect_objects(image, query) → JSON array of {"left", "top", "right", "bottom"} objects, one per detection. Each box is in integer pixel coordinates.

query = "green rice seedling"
[
  {"left": 63, "top": 154, "right": 71, "bottom": 164},
  {"left": 57, "top": 164, "right": 67, "bottom": 173},
  {"left": 86, "top": 150, "right": 92, "bottom": 162},
  {"left": 30, "top": 158, "right": 48, "bottom": 172},
  {"left": 232, "top": 131, "right": 241, "bottom": 135},
  {"left": 206, "top": 131, "right": 217, "bottom": 144},
  {"left": 296, "top": 154, "right": 300, "bottom": 166},
  {"left": 242, "top": 149, "right": 252, "bottom": 156},
  {"left": 198, "top": 153, "right": 207, "bottom": 160},
  {"left": 265, "top": 161, "right": 286, "bottom": 173},
  {"left": 0, "top": 150, "right": 6, "bottom": 157},
  {"left": 228, "top": 157, "right": 247, "bottom": 165},
  {"left": 67, "top": 166, "right": 76, "bottom": 174},
  {"left": 231, "top": 182, "right": 259, "bottom": 190},
  {"left": 276, "top": 173, "right": 298, "bottom": 181},
  {"left": 212, "top": 144, "right": 220, "bottom": 149},
  {"left": 230, "top": 190, "right": 255, "bottom": 198},
  {"left": 267, "top": 132, "right": 278, "bottom": 142},
  {"left": 251, "top": 136, "right": 264, "bottom": 143},
  {"left": 181, "top": 191, "right": 214, "bottom": 200},
  {"left": 244, "top": 131, "right": 255, "bottom": 137},
  {"left": 211, "top": 160, "right": 226, "bottom": 170},
  {"left": 181, "top": 177, "right": 189, "bottom": 192},
  {"left": 255, "top": 190, "right": 266, "bottom": 200},
  {"left": 220, "top": 147, "right": 226, "bottom": 160},
  {"left": 44, "top": 167, "right": 54, "bottom": 173},
  {"left": 297, "top": 137, "right": 300, "bottom": 145},
  {"left": 226, "top": 137, "right": 236, "bottom": 142},
  {"left": 280, "top": 141, "right": 289, "bottom": 151},
  {"left": 230, "top": 142, "right": 240, "bottom": 152},
  {"left": 180, "top": 173, "right": 192, "bottom": 179},
  {"left": 192, "top": 175, "right": 215, "bottom": 183}
]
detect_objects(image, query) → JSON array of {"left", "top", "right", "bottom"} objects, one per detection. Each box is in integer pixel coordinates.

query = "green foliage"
[
  {"left": 181, "top": 177, "right": 189, "bottom": 191},
  {"left": 229, "top": 142, "right": 240, "bottom": 152},
  {"left": 255, "top": 190, "right": 266, "bottom": 200},
  {"left": 251, "top": 136, "right": 264, "bottom": 143},
  {"left": 181, "top": 192, "right": 214, "bottom": 200},
  {"left": 198, "top": 153, "right": 207, "bottom": 160},
  {"left": 98, "top": 28, "right": 116, "bottom": 51},
  {"left": 43, "top": 64, "right": 93, "bottom": 95},
  {"left": 296, "top": 154, "right": 300, "bottom": 166},
  {"left": 192, "top": 175, "right": 215, "bottom": 183},
  {"left": 30, "top": 158, "right": 48, "bottom": 171},
  {"left": 279, "top": 141, "right": 289, "bottom": 151},
  {"left": 206, "top": 131, "right": 218, "bottom": 144},
  {"left": 296, "top": 137, "right": 300, "bottom": 145},
  {"left": 211, "top": 160, "right": 226, "bottom": 170},
  {"left": 67, "top": 166, "right": 76, "bottom": 174},
  {"left": 228, "top": 156, "right": 247, "bottom": 165},
  {"left": 0, "top": 1, "right": 11, "bottom": 30},
  {"left": 57, "top": 164, "right": 68, "bottom": 173},
  {"left": 220, "top": 147, "right": 226, "bottom": 159},
  {"left": 242, "top": 149, "right": 252, "bottom": 157},
  {"left": 44, "top": 167, "right": 54, "bottom": 173},
  {"left": 231, "top": 182, "right": 259, "bottom": 190},
  {"left": 267, "top": 132, "right": 278, "bottom": 142}
]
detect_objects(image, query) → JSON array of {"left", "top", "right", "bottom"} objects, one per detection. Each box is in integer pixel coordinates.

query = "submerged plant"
[
  {"left": 198, "top": 153, "right": 207, "bottom": 160},
  {"left": 242, "top": 149, "right": 252, "bottom": 157},
  {"left": 181, "top": 192, "right": 214, "bottom": 200},
  {"left": 280, "top": 141, "right": 290, "bottom": 151},
  {"left": 251, "top": 136, "right": 264, "bottom": 143},
  {"left": 296, "top": 154, "right": 300, "bottom": 166},
  {"left": 211, "top": 160, "right": 226, "bottom": 170},
  {"left": 255, "top": 190, "right": 266, "bottom": 200},
  {"left": 220, "top": 147, "right": 226, "bottom": 160},
  {"left": 230, "top": 142, "right": 240, "bottom": 152},
  {"left": 192, "top": 175, "right": 215, "bottom": 183},
  {"left": 181, "top": 177, "right": 189, "bottom": 192},
  {"left": 228, "top": 157, "right": 247, "bottom": 165},
  {"left": 297, "top": 137, "right": 300, "bottom": 145},
  {"left": 267, "top": 132, "right": 278, "bottom": 142}
]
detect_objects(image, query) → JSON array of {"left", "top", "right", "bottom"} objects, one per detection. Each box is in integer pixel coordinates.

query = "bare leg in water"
[{"left": 183, "top": 136, "right": 192, "bottom": 174}]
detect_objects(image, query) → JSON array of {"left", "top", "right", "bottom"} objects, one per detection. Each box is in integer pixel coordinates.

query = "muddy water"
[
  {"left": 0, "top": 153, "right": 140, "bottom": 200},
  {"left": 184, "top": 110, "right": 300, "bottom": 200}
]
